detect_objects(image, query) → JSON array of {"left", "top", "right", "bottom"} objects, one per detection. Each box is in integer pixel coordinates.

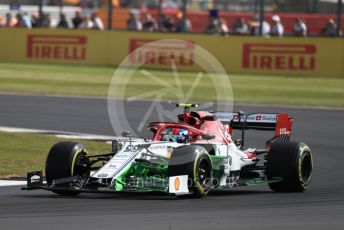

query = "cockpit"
[
  {"left": 148, "top": 122, "right": 205, "bottom": 143},
  {"left": 160, "top": 127, "right": 189, "bottom": 143}
]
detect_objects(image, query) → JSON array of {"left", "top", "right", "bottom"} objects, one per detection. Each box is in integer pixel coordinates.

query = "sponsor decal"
[
  {"left": 174, "top": 177, "right": 180, "bottom": 191},
  {"left": 166, "top": 150, "right": 172, "bottom": 158},
  {"left": 214, "top": 112, "right": 276, "bottom": 123},
  {"left": 242, "top": 44, "right": 316, "bottom": 71},
  {"left": 148, "top": 145, "right": 166, "bottom": 150},
  {"left": 112, "top": 153, "right": 131, "bottom": 158},
  {"left": 166, "top": 146, "right": 174, "bottom": 158},
  {"left": 129, "top": 39, "right": 195, "bottom": 66},
  {"left": 213, "top": 112, "right": 235, "bottom": 122},
  {"left": 30, "top": 175, "right": 41, "bottom": 183},
  {"left": 244, "top": 114, "right": 277, "bottom": 123},
  {"left": 97, "top": 173, "right": 109, "bottom": 178},
  {"left": 279, "top": 128, "right": 287, "bottom": 135},
  {"left": 124, "top": 144, "right": 150, "bottom": 152},
  {"left": 108, "top": 164, "right": 117, "bottom": 169},
  {"left": 169, "top": 175, "right": 189, "bottom": 194},
  {"left": 27, "top": 34, "right": 87, "bottom": 60}
]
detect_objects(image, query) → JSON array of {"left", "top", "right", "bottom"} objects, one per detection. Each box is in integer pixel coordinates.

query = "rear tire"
[
  {"left": 168, "top": 145, "right": 212, "bottom": 198},
  {"left": 266, "top": 142, "right": 313, "bottom": 192},
  {"left": 45, "top": 142, "right": 89, "bottom": 195}
]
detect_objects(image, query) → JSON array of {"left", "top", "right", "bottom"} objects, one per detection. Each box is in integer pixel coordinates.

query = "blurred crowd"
[
  {"left": 0, "top": 10, "right": 341, "bottom": 37},
  {"left": 127, "top": 12, "right": 192, "bottom": 33},
  {"left": 0, "top": 11, "right": 104, "bottom": 30},
  {"left": 127, "top": 12, "right": 341, "bottom": 37},
  {"left": 226, "top": 14, "right": 340, "bottom": 37}
]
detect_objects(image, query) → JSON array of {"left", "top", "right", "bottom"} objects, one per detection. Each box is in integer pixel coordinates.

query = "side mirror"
[
  {"left": 202, "top": 134, "right": 215, "bottom": 141},
  {"left": 112, "top": 139, "right": 119, "bottom": 153},
  {"left": 238, "top": 110, "right": 246, "bottom": 119},
  {"left": 121, "top": 131, "right": 132, "bottom": 147},
  {"left": 121, "top": 131, "right": 131, "bottom": 137}
]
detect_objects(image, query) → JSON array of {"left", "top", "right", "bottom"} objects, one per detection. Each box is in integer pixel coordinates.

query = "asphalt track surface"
[{"left": 0, "top": 93, "right": 343, "bottom": 230}]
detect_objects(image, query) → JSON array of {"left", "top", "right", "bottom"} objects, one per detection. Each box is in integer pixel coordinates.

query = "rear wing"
[{"left": 212, "top": 112, "right": 293, "bottom": 137}]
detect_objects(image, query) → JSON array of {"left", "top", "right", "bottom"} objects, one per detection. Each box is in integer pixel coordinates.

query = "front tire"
[
  {"left": 266, "top": 142, "right": 313, "bottom": 192},
  {"left": 168, "top": 145, "right": 212, "bottom": 198},
  {"left": 45, "top": 142, "right": 89, "bottom": 195}
]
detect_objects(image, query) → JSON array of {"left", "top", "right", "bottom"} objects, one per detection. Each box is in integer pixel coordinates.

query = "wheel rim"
[
  {"left": 73, "top": 152, "right": 90, "bottom": 177},
  {"left": 198, "top": 158, "right": 211, "bottom": 186},
  {"left": 301, "top": 152, "right": 312, "bottom": 183}
]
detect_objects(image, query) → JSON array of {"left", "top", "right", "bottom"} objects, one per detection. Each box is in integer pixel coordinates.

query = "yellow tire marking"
[
  {"left": 71, "top": 148, "right": 88, "bottom": 176},
  {"left": 193, "top": 148, "right": 212, "bottom": 196},
  {"left": 298, "top": 145, "right": 312, "bottom": 189}
]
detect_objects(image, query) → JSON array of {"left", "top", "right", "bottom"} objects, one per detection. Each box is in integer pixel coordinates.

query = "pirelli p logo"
[
  {"left": 27, "top": 35, "right": 87, "bottom": 60},
  {"left": 242, "top": 44, "right": 316, "bottom": 71},
  {"left": 129, "top": 39, "right": 195, "bottom": 66}
]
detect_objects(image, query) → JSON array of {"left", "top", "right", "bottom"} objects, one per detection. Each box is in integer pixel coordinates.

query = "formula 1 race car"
[{"left": 23, "top": 103, "right": 313, "bottom": 198}]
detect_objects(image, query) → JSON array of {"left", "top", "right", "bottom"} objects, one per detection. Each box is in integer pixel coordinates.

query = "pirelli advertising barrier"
[{"left": 0, "top": 28, "right": 343, "bottom": 78}]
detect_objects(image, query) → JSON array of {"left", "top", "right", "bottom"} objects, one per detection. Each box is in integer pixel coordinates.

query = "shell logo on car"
[
  {"left": 27, "top": 34, "right": 87, "bottom": 60},
  {"left": 166, "top": 149, "right": 172, "bottom": 158},
  {"left": 174, "top": 177, "right": 180, "bottom": 191},
  {"left": 242, "top": 43, "right": 316, "bottom": 71},
  {"left": 169, "top": 175, "right": 189, "bottom": 194}
]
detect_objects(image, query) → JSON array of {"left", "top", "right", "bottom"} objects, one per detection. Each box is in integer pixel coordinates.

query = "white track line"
[
  {"left": 0, "top": 180, "right": 26, "bottom": 187},
  {"left": 0, "top": 126, "right": 144, "bottom": 142},
  {"left": 0, "top": 126, "right": 115, "bottom": 141},
  {"left": 0, "top": 126, "right": 145, "bottom": 186},
  {"left": 0, "top": 126, "right": 114, "bottom": 187}
]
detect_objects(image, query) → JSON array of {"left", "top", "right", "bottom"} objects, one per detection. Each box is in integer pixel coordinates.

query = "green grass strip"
[
  {"left": 0, "top": 63, "right": 343, "bottom": 108},
  {"left": 0, "top": 131, "right": 110, "bottom": 178}
]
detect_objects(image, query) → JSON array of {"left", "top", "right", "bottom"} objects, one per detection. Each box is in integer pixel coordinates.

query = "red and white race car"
[{"left": 24, "top": 103, "right": 313, "bottom": 198}]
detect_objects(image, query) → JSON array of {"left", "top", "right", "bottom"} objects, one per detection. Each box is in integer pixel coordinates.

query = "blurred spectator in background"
[
  {"left": 72, "top": 10, "right": 83, "bottom": 29},
  {"left": 204, "top": 17, "right": 218, "bottom": 34},
  {"left": 41, "top": 13, "right": 53, "bottom": 28},
  {"left": 175, "top": 12, "right": 192, "bottom": 33},
  {"left": 231, "top": 17, "right": 248, "bottom": 35},
  {"left": 142, "top": 14, "right": 157, "bottom": 32},
  {"left": 91, "top": 12, "right": 104, "bottom": 30},
  {"left": 79, "top": 15, "right": 93, "bottom": 29},
  {"left": 270, "top": 15, "right": 284, "bottom": 36},
  {"left": 249, "top": 15, "right": 259, "bottom": 34},
  {"left": 159, "top": 14, "right": 174, "bottom": 32},
  {"left": 57, "top": 13, "right": 70, "bottom": 28},
  {"left": 14, "top": 13, "right": 23, "bottom": 27},
  {"left": 216, "top": 18, "right": 229, "bottom": 36},
  {"left": 293, "top": 18, "right": 307, "bottom": 36},
  {"left": 2, "top": 13, "right": 17, "bottom": 27},
  {"left": 249, "top": 15, "right": 270, "bottom": 36},
  {"left": 22, "top": 12, "right": 32, "bottom": 28},
  {"left": 31, "top": 12, "right": 39, "bottom": 28},
  {"left": 127, "top": 12, "right": 142, "bottom": 31},
  {"left": 321, "top": 19, "right": 337, "bottom": 37}
]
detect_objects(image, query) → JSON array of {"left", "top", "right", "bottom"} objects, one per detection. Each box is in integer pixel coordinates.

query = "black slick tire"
[
  {"left": 168, "top": 145, "right": 212, "bottom": 198},
  {"left": 45, "top": 142, "right": 89, "bottom": 195},
  {"left": 266, "top": 142, "right": 313, "bottom": 192}
]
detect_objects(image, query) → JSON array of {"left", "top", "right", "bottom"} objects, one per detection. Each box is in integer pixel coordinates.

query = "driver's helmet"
[{"left": 176, "top": 129, "right": 189, "bottom": 143}]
